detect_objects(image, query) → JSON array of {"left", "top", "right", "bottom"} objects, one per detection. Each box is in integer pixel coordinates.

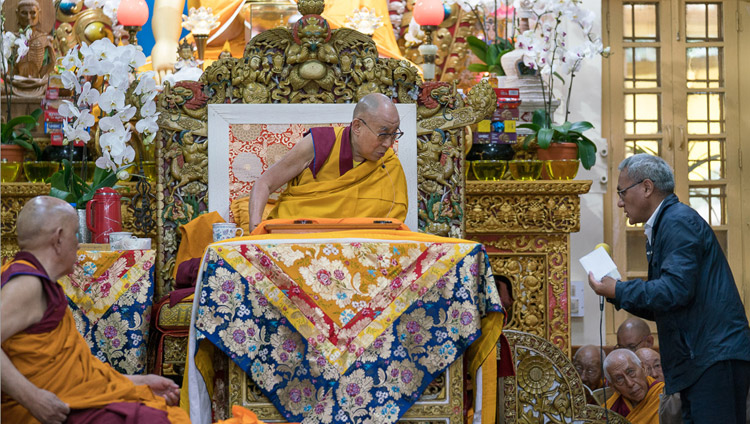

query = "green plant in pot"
[
  {"left": 513, "top": 0, "right": 610, "bottom": 171},
  {"left": 1, "top": 108, "right": 42, "bottom": 161},
  {"left": 48, "top": 159, "right": 120, "bottom": 207},
  {"left": 519, "top": 108, "right": 597, "bottom": 170}
]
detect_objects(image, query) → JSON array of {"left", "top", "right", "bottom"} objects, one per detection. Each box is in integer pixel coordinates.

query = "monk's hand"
[
  {"left": 140, "top": 374, "right": 180, "bottom": 406},
  {"left": 27, "top": 388, "right": 69, "bottom": 424},
  {"left": 588, "top": 272, "right": 617, "bottom": 299}
]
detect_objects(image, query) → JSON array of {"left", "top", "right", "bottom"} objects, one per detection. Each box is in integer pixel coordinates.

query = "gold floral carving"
[
  {"left": 227, "top": 360, "right": 462, "bottom": 422},
  {"left": 465, "top": 180, "right": 592, "bottom": 233},
  {"left": 163, "top": 336, "right": 188, "bottom": 363},
  {"left": 54, "top": 5, "right": 114, "bottom": 56},
  {"left": 502, "top": 330, "right": 629, "bottom": 424},
  {"left": 157, "top": 301, "right": 194, "bottom": 328}
]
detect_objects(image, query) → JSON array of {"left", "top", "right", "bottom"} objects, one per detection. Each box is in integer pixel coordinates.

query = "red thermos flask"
[{"left": 86, "top": 187, "right": 123, "bottom": 243}]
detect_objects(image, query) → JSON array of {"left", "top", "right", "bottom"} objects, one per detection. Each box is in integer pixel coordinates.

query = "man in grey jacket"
[{"left": 589, "top": 153, "right": 750, "bottom": 423}]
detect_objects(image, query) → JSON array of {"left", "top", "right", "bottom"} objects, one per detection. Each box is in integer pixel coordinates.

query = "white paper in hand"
[{"left": 579, "top": 246, "right": 621, "bottom": 281}]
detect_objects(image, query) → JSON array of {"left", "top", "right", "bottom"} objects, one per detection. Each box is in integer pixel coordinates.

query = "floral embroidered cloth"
[
  {"left": 189, "top": 231, "right": 503, "bottom": 423},
  {"left": 58, "top": 249, "right": 155, "bottom": 374}
]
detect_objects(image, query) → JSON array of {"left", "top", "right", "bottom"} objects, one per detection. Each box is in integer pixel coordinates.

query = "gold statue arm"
[{"left": 151, "top": 0, "right": 185, "bottom": 83}]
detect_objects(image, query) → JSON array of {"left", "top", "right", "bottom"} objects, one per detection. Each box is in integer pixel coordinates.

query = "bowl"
[
  {"left": 471, "top": 160, "right": 508, "bottom": 181},
  {"left": 23, "top": 161, "right": 59, "bottom": 183},
  {"left": 1, "top": 162, "right": 21, "bottom": 182},
  {"left": 72, "top": 161, "right": 96, "bottom": 183},
  {"left": 509, "top": 160, "right": 543, "bottom": 181},
  {"left": 544, "top": 159, "right": 580, "bottom": 180}
]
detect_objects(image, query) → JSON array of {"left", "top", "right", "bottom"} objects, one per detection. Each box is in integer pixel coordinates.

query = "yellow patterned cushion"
[{"left": 157, "top": 295, "right": 194, "bottom": 329}]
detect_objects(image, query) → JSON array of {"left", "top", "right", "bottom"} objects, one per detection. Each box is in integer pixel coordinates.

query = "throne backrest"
[
  {"left": 502, "top": 330, "right": 630, "bottom": 424},
  {"left": 206, "top": 103, "right": 418, "bottom": 229}
]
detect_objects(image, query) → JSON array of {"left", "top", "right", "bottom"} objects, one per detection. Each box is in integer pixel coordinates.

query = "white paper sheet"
[{"left": 579, "top": 246, "right": 621, "bottom": 281}]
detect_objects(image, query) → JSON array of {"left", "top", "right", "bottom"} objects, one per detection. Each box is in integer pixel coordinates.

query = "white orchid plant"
[
  {"left": 514, "top": 0, "right": 610, "bottom": 169},
  {"left": 49, "top": 38, "right": 160, "bottom": 207}
]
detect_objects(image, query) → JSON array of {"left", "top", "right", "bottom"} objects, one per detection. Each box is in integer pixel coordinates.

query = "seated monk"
[
  {"left": 1, "top": 196, "right": 190, "bottom": 424},
  {"left": 605, "top": 349, "right": 664, "bottom": 424},
  {"left": 574, "top": 345, "right": 607, "bottom": 404},
  {"left": 248, "top": 93, "right": 408, "bottom": 231},
  {"left": 616, "top": 317, "right": 654, "bottom": 351},
  {"left": 636, "top": 347, "right": 664, "bottom": 382}
]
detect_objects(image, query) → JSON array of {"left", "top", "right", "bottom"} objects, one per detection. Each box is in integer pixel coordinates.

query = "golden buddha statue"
[{"left": 15, "top": 0, "right": 57, "bottom": 79}]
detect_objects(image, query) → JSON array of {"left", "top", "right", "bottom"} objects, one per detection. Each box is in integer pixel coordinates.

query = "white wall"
[{"left": 561, "top": 0, "right": 609, "bottom": 347}]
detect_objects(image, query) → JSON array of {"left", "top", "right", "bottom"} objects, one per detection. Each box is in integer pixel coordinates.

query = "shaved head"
[
  {"left": 353, "top": 93, "right": 397, "bottom": 121},
  {"left": 573, "top": 345, "right": 606, "bottom": 389},
  {"left": 17, "top": 196, "right": 77, "bottom": 250},
  {"left": 636, "top": 348, "right": 664, "bottom": 382},
  {"left": 616, "top": 317, "right": 654, "bottom": 351}
]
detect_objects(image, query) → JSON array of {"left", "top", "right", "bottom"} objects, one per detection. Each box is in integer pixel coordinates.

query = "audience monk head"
[
  {"left": 604, "top": 349, "right": 651, "bottom": 407},
  {"left": 635, "top": 348, "right": 664, "bottom": 382},
  {"left": 573, "top": 345, "right": 606, "bottom": 390},
  {"left": 350, "top": 93, "right": 403, "bottom": 163},
  {"left": 16, "top": 196, "right": 80, "bottom": 278},
  {"left": 616, "top": 317, "right": 654, "bottom": 351}
]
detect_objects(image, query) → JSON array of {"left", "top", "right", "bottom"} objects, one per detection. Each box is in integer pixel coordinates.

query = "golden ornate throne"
[
  {"left": 502, "top": 330, "right": 629, "bottom": 423},
  {"left": 153, "top": 0, "right": 496, "bottom": 420}
]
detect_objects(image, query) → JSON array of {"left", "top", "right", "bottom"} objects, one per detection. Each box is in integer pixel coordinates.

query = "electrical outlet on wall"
[{"left": 570, "top": 280, "right": 585, "bottom": 317}]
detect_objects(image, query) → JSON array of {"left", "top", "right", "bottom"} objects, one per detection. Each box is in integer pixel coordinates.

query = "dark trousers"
[{"left": 679, "top": 359, "right": 750, "bottom": 424}]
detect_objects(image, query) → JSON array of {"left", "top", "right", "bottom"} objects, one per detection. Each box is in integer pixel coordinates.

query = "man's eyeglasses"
[
  {"left": 614, "top": 334, "right": 649, "bottom": 351},
  {"left": 616, "top": 180, "right": 644, "bottom": 200},
  {"left": 358, "top": 118, "right": 404, "bottom": 142}
]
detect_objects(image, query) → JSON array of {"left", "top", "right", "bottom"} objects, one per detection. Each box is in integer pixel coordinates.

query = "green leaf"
[
  {"left": 487, "top": 44, "right": 500, "bottom": 66},
  {"left": 538, "top": 128, "right": 555, "bottom": 148},
  {"left": 489, "top": 64, "right": 506, "bottom": 76},
  {"left": 568, "top": 120, "right": 595, "bottom": 133},
  {"left": 49, "top": 187, "right": 77, "bottom": 203},
  {"left": 521, "top": 133, "right": 537, "bottom": 149},
  {"left": 531, "top": 109, "right": 549, "bottom": 128},
  {"left": 468, "top": 63, "right": 490, "bottom": 72},
  {"left": 553, "top": 71, "right": 566, "bottom": 84},
  {"left": 577, "top": 137, "right": 598, "bottom": 170},
  {"left": 466, "top": 36, "right": 489, "bottom": 63}
]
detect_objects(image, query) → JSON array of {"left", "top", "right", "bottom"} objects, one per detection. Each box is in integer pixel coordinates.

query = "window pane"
[
  {"left": 625, "top": 140, "right": 661, "bottom": 157},
  {"left": 625, "top": 47, "right": 659, "bottom": 89},
  {"left": 625, "top": 94, "right": 661, "bottom": 134},
  {"left": 623, "top": 3, "right": 658, "bottom": 42},
  {"left": 687, "top": 93, "right": 724, "bottom": 134},
  {"left": 689, "top": 185, "right": 725, "bottom": 225},
  {"left": 687, "top": 47, "right": 722, "bottom": 89},
  {"left": 686, "top": 2, "right": 722, "bottom": 42},
  {"left": 688, "top": 139, "right": 725, "bottom": 180}
]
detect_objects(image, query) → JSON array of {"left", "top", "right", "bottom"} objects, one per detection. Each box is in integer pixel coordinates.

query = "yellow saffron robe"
[
  {"left": 1, "top": 254, "right": 190, "bottom": 424},
  {"left": 605, "top": 376, "right": 664, "bottom": 424},
  {"left": 268, "top": 126, "right": 408, "bottom": 222}
]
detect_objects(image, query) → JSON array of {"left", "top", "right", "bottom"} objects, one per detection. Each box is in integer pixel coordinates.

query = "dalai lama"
[{"left": 248, "top": 93, "right": 408, "bottom": 230}]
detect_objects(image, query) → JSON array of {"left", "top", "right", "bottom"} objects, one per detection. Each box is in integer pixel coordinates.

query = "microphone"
[{"left": 595, "top": 242, "right": 612, "bottom": 257}]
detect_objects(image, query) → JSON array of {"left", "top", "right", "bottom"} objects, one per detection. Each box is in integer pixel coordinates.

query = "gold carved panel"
[
  {"left": 465, "top": 181, "right": 592, "bottom": 233},
  {"left": 502, "top": 330, "right": 629, "bottom": 424},
  {"left": 228, "top": 359, "right": 463, "bottom": 423}
]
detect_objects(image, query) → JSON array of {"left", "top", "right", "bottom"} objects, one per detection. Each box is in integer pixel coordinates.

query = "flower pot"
[
  {"left": 537, "top": 142, "right": 578, "bottom": 179},
  {"left": 23, "top": 161, "right": 59, "bottom": 183},
  {"left": 1, "top": 144, "right": 26, "bottom": 163}
]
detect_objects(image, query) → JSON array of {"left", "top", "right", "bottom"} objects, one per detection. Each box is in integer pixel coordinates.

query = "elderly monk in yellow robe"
[
  {"left": 248, "top": 93, "right": 408, "bottom": 231},
  {"left": 1, "top": 196, "right": 190, "bottom": 424},
  {"left": 605, "top": 349, "right": 664, "bottom": 424}
]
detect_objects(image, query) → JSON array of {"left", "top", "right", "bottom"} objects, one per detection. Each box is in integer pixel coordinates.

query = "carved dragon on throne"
[{"left": 154, "top": 0, "right": 496, "bottom": 297}]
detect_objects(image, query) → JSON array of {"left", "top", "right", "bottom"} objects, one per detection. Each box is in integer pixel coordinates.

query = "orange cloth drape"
[
  {"left": 173, "top": 211, "right": 226, "bottom": 279},
  {"left": 1, "top": 310, "right": 189, "bottom": 423}
]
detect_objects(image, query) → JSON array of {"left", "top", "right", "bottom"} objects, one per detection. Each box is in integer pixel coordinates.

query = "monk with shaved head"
[
  {"left": 574, "top": 345, "right": 607, "bottom": 391},
  {"left": 616, "top": 317, "right": 654, "bottom": 351},
  {"left": 605, "top": 349, "right": 664, "bottom": 424},
  {"left": 1, "top": 196, "right": 189, "bottom": 423},
  {"left": 248, "top": 93, "right": 408, "bottom": 231}
]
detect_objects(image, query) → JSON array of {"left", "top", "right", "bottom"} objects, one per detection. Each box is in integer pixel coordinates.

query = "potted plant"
[
  {"left": 1, "top": 108, "right": 42, "bottom": 162},
  {"left": 513, "top": 0, "right": 610, "bottom": 171}
]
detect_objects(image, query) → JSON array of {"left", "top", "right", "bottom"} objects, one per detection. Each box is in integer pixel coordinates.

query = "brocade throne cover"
[{"left": 189, "top": 231, "right": 502, "bottom": 423}]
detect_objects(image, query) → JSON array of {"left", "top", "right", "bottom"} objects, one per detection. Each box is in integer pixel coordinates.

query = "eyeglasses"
[
  {"left": 615, "top": 334, "right": 649, "bottom": 351},
  {"left": 616, "top": 180, "right": 644, "bottom": 200},
  {"left": 358, "top": 118, "right": 404, "bottom": 142}
]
